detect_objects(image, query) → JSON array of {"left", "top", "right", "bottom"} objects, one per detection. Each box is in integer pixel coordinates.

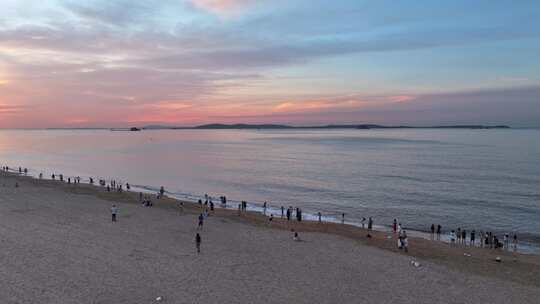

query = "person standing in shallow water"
[{"left": 195, "top": 233, "right": 201, "bottom": 254}]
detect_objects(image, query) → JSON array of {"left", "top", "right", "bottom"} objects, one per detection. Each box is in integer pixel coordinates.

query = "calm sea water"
[{"left": 1, "top": 129, "right": 539, "bottom": 250}]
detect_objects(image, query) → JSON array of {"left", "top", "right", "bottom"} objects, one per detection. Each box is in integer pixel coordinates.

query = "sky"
[{"left": 0, "top": 0, "right": 539, "bottom": 128}]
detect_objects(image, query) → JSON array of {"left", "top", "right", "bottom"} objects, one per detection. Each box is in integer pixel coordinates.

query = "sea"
[{"left": 1, "top": 128, "right": 539, "bottom": 252}]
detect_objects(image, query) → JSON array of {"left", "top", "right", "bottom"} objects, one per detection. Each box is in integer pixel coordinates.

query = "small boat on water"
[{"left": 110, "top": 127, "right": 142, "bottom": 132}]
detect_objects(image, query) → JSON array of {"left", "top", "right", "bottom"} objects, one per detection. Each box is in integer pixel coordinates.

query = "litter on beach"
[{"left": 410, "top": 260, "right": 421, "bottom": 268}]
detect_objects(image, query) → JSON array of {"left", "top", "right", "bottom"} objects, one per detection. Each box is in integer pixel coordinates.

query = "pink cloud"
[{"left": 190, "top": 0, "right": 253, "bottom": 17}]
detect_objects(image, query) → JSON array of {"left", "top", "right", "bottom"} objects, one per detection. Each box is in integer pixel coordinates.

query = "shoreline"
[
  {"left": 2, "top": 170, "right": 540, "bottom": 289},
  {"left": 6, "top": 165, "right": 540, "bottom": 254}
]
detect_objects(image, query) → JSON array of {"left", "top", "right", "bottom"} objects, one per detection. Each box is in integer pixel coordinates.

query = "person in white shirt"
[
  {"left": 450, "top": 230, "right": 456, "bottom": 245},
  {"left": 111, "top": 204, "right": 118, "bottom": 222}
]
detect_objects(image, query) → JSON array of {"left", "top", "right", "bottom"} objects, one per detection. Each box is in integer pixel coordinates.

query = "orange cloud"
[{"left": 273, "top": 98, "right": 367, "bottom": 113}]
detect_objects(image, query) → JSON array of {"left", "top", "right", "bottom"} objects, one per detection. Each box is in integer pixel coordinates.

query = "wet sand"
[{"left": 1, "top": 172, "right": 540, "bottom": 303}]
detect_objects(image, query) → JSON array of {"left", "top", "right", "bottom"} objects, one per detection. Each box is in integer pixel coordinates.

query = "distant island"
[{"left": 141, "top": 124, "right": 511, "bottom": 130}]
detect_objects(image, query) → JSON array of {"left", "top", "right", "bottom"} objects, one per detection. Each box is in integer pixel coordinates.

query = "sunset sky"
[{"left": 1, "top": 0, "right": 539, "bottom": 128}]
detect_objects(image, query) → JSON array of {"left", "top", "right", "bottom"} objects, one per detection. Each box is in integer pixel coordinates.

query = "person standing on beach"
[
  {"left": 402, "top": 230, "right": 409, "bottom": 253},
  {"left": 368, "top": 217, "right": 373, "bottom": 230},
  {"left": 450, "top": 230, "right": 456, "bottom": 245},
  {"left": 342, "top": 213, "right": 345, "bottom": 224},
  {"left": 281, "top": 206, "right": 284, "bottom": 218},
  {"left": 198, "top": 213, "right": 204, "bottom": 229},
  {"left": 361, "top": 217, "right": 366, "bottom": 229},
  {"left": 159, "top": 186, "right": 165, "bottom": 198},
  {"left": 111, "top": 205, "right": 118, "bottom": 222},
  {"left": 263, "top": 202, "right": 267, "bottom": 215},
  {"left": 470, "top": 230, "right": 476, "bottom": 247},
  {"left": 318, "top": 212, "right": 322, "bottom": 223},
  {"left": 462, "top": 230, "right": 467, "bottom": 246},
  {"left": 393, "top": 219, "right": 397, "bottom": 233},
  {"left": 195, "top": 233, "right": 201, "bottom": 254},
  {"left": 430, "top": 224, "right": 435, "bottom": 240},
  {"left": 457, "top": 228, "right": 461, "bottom": 244},
  {"left": 513, "top": 234, "right": 518, "bottom": 251},
  {"left": 436, "top": 225, "right": 442, "bottom": 241},
  {"left": 286, "top": 208, "right": 291, "bottom": 221}
]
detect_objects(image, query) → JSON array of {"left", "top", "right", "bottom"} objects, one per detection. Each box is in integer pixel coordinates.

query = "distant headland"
[{"left": 141, "top": 124, "right": 511, "bottom": 130}]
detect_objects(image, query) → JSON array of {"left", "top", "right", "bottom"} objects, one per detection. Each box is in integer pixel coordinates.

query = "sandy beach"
[{"left": 1, "top": 172, "right": 540, "bottom": 304}]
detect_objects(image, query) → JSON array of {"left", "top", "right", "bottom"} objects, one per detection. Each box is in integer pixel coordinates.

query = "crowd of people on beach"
[
  {"left": 442, "top": 225, "right": 518, "bottom": 251},
  {"left": 2, "top": 164, "right": 525, "bottom": 254}
]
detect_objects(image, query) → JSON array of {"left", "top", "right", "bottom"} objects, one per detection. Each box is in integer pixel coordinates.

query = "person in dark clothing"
[
  {"left": 436, "top": 225, "right": 441, "bottom": 240},
  {"left": 159, "top": 186, "right": 165, "bottom": 198},
  {"left": 470, "top": 230, "right": 476, "bottom": 246},
  {"left": 430, "top": 224, "right": 435, "bottom": 240},
  {"left": 195, "top": 233, "right": 201, "bottom": 254},
  {"left": 286, "top": 208, "right": 291, "bottom": 221},
  {"left": 368, "top": 217, "right": 373, "bottom": 230},
  {"left": 198, "top": 214, "right": 204, "bottom": 229}
]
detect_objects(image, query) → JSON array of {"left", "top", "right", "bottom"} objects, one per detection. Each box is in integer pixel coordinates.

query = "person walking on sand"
[
  {"left": 368, "top": 217, "right": 373, "bottom": 230},
  {"left": 195, "top": 233, "right": 201, "bottom": 254},
  {"left": 111, "top": 204, "right": 118, "bottom": 222},
  {"left": 198, "top": 213, "right": 204, "bottom": 229}
]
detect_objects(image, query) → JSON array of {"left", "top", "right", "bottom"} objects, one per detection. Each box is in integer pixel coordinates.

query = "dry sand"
[{"left": 1, "top": 172, "right": 539, "bottom": 303}]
